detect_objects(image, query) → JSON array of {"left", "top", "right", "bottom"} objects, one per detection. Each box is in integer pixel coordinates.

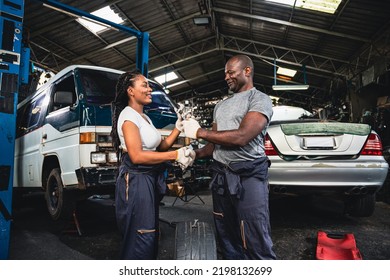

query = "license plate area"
[{"left": 302, "top": 137, "right": 336, "bottom": 150}]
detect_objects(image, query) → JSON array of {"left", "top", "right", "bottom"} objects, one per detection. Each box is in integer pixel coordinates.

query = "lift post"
[{"left": 0, "top": 0, "right": 25, "bottom": 259}]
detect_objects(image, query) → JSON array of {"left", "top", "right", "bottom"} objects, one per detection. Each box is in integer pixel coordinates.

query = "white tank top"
[{"left": 117, "top": 106, "right": 162, "bottom": 151}]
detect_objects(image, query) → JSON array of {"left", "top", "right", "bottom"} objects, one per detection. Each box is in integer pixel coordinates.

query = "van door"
[
  {"left": 42, "top": 72, "right": 80, "bottom": 187},
  {"left": 14, "top": 93, "right": 47, "bottom": 188}
]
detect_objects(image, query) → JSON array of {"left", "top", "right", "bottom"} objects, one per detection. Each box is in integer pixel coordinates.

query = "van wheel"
[
  {"left": 45, "top": 168, "right": 74, "bottom": 221},
  {"left": 174, "top": 220, "right": 217, "bottom": 260}
]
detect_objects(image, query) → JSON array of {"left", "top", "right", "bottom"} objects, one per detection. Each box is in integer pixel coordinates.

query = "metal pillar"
[{"left": 0, "top": 0, "right": 25, "bottom": 260}]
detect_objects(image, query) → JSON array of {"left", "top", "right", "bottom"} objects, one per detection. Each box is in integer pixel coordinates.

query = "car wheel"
[
  {"left": 345, "top": 194, "right": 376, "bottom": 217},
  {"left": 376, "top": 177, "right": 390, "bottom": 204},
  {"left": 45, "top": 168, "right": 74, "bottom": 221},
  {"left": 175, "top": 220, "right": 217, "bottom": 260}
]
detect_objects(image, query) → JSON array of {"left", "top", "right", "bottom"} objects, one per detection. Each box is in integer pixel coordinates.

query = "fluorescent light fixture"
[
  {"left": 164, "top": 80, "right": 188, "bottom": 89},
  {"left": 266, "top": 0, "right": 342, "bottom": 14},
  {"left": 155, "top": 71, "right": 178, "bottom": 84},
  {"left": 272, "top": 84, "right": 309, "bottom": 91},
  {"left": 77, "top": 6, "right": 123, "bottom": 34},
  {"left": 193, "top": 16, "right": 211, "bottom": 26},
  {"left": 277, "top": 67, "right": 296, "bottom": 77}
]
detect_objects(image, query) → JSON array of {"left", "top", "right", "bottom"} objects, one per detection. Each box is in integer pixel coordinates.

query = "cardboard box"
[
  {"left": 167, "top": 180, "right": 185, "bottom": 197},
  {"left": 377, "top": 96, "right": 389, "bottom": 106}
]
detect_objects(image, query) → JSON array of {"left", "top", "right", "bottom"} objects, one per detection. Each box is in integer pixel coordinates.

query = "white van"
[{"left": 14, "top": 65, "right": 178, "bottom": 220}]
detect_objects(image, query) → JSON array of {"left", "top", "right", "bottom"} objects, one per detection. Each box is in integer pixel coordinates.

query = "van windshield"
[
  {"left": 79, "top": 68, "right": 175, "bottom": 112},
  {"left": 79, "top": 68, "right": 119, "bottom": 105}
]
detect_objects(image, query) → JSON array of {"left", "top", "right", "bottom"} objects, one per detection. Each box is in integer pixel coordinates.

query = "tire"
[
  {"left": 376, "top": 176, "right": 390, "bottom": 204},
  {"left": 345, "top": 194, "right": 376, "bottom": 217},
  {"left": 45, "top": 168, "right": 74, "bottom": 221},
  {"left": 174, "top": 220, "right": 217, "bottom": 260}
]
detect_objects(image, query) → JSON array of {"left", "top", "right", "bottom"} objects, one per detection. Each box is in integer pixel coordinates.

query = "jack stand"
[
  {"left": 62, "top": 210, "right": 82, "bottom": 236},
  {"left": 172, "top": 183, "right": 205, "bottom": 206},
  {"left": 72, "top": 210, "right": 82, "bottom": 236}
]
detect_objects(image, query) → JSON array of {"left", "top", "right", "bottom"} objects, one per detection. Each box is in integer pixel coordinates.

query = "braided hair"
[{"left": 111, "top": 70, "right": 143, "bottom": 161}]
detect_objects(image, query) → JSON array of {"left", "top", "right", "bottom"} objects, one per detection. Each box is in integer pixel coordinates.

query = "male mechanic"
[{"left": 182, "top": 54, "right": 276, "bottom": 260}]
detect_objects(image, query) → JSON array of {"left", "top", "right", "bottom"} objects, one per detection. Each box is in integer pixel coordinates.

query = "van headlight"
[
  {"left": 107, "top": 152, "right": 118, "bottom": 163},
  {"left": 91, "top": 152, "right": 106, "bottom": 164}
]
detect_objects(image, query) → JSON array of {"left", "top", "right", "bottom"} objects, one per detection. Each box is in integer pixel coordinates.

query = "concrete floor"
[{"left": 8, "top": 189, "right": 390, "bottom": 260}]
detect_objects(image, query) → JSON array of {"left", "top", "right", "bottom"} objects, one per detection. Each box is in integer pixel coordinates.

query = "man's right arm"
[
  {"left": 194, "top": 123, "right": 216, "bottom": 159},
  {"left": 196, "top": 111, "right": 268, "bottom": 147}
]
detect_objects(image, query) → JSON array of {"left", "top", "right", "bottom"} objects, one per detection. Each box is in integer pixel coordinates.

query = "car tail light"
[
  {"left": 265, "top": 134, "right": 278, "bottom": 156},
  {"left": 360, "top": 133, "right": 383, "bottom": 156}
]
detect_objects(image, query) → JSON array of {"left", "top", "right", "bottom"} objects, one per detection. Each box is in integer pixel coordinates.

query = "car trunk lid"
[{"left": 268, "top": 122, "right": 371, "bottom": 155}]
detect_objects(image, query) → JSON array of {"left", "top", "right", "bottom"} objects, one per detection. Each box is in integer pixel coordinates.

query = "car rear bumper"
[{"left": 268, "top": 156, "right": 389, "bottom": 190}]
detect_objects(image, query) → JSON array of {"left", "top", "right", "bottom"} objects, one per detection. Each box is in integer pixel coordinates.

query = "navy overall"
[
  {"left": 210, "top": 157, "right": 276, "bottom": 260},
  {"left": 115, "top": 153, "right": 168, "bottom": 259}
]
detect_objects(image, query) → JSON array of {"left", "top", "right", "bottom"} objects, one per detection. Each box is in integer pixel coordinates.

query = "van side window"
[
  {"left": 79, "top": 69, "right": 117, "bottom": 105},
  {"left": 16, "top": 103, "right": 29, "bottom": 138},
  {"left": 28, "top": 95, "right": 45, "bottom": 128},
  {"left": 16, "top": 95, "right": 46, "bottom": 138},
  {"left": 50, "top": 74, "right": 77, "bottom": 112}
]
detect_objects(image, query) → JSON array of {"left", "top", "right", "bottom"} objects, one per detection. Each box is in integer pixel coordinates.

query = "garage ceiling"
[{"left": 23, "top": 0, "right": 390, "bottom": 108}]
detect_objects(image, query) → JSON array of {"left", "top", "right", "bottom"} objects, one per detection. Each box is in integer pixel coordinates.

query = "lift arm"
[{"left": 36, "top": 0, "right": 150, "bottom": 76}]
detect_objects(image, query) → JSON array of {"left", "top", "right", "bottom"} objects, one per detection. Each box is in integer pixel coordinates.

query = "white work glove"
[
  {"left": 182, "top": 117, "right": 201, "bottom": 139},
  {"left": 174, "top": 103, "right": 184, "bottom": 132},
  {"left": 187, "top": 148, "right": 196, "bottom": 167},
  {"left": 175, "top": 146, "right": 195, "bottom": 170}
]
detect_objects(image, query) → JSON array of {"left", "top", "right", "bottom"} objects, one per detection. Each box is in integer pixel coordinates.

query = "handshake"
[
  {"left": 175, "top": 103, "right": 201, "bottom": 139},
  {"left": 175, "top": 146, "right": 196, "bottom": 170}
]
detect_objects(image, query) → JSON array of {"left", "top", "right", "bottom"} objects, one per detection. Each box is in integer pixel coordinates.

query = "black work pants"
[
  {"left": 115, "top": 154, "right": 166, "bottom": 259},
  {"left": 210, "top": 158, "right": 276, "bottom": 260}
]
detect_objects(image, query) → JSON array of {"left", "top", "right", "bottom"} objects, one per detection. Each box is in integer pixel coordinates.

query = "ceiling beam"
[
  {"left": 68, "top": 12, "right": 202, "bottom": 62},
  {"left": 212, "top": 7, "right": 370, "bottom": 43},
  {"left": 147, "top": 34, "right": 351, "bottom": 78},
  {"left": 220, "top": 34, "right": 348, "bottom": 76},
  {"left": 167, "top": 68, "right": 222, "bottom": 90}
]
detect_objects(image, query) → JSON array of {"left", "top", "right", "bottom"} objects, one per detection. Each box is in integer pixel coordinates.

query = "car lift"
[{"left": 0, "top": 0, "right": 28, "bottom": 260}]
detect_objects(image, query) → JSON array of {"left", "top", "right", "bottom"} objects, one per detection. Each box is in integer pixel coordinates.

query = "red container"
[{"left": 316, "top": 231, "right": 362, "bottom": 260}]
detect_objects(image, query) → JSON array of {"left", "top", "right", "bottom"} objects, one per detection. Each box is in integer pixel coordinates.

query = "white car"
[{"left": 266, "top": 106, "right": 389, "bottom": 217}]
